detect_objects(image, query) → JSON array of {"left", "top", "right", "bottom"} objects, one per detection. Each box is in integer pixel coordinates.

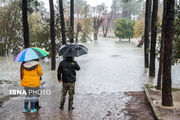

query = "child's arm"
[
  {"left": 75, "top": 61, "right": 80, "bottom": 71},
  {"left": 20, "top": 62, "right": 24, "bottom": 80},
  {"left": 57, "top": 62, "right": 63, "bottom": 81},
  {"left": 37, "top": 64, "right": 43, "bottom": 76}
]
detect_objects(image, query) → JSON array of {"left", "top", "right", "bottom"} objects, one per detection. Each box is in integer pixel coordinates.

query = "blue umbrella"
[{"left": 14, "top": 47, "right": 49, "bottom": 62}]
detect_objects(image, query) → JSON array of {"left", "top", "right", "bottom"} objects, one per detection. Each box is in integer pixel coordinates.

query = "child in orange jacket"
[{"left": 21, "top": 60, "right": 43, "bottom": 113}]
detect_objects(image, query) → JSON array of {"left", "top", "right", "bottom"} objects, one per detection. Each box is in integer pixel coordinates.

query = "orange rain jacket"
[{"left": 21, "top": 61, "right": 43, "bottom": 87}]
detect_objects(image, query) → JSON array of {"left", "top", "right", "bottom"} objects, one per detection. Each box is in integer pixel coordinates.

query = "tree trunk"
[
  {"left": 103, "top": 26, "right": 106, "bottom": 37},
  {"left": 137, "top": 36, "right": 144, "bottom": 47},
  {"left": 22, "top": 0, "right": 30, "bottom": 48},
  {"left": 162, "top": 0, "right": 175, "bottom": 107},
  {"left": 149, "top": 0, "right": 159, "bottom": 77},
  {"left": 105, "top": 28, "right": 108, "bottom": 37},
  {"left": 93, "top": 17, "right": 104, "bottom": 40},
  {"left": 157, "top": 38, "right": 163, "bottom": 90},
  {"left": 157, "top": 0, "right": 166, "bottom": 90},
  {"left": 103, "top": 13, "right": 113, "bottom": 37},
  {"left": 59, "top": 0, "right": 66, "bottom": 45},
  {"left": 94, "top": 33, "right": 98, "bottom": 40},
  {"left": 49, "top": 0, "right": 56, "bottom": 70},
  {"left": 104, "top": 27, "right": 109, "bottom": 37},
  {"left": 75, "top": 23, "right": 81, "bottom": 43},
  {"left": 75, "top": 32, "right": 79, "bottom": 43},
  {"left": 129, "top": 37, "right": 130, "bottom": 42},
  {"left": 70, "top": 0, "right": 74, "bottom": 43},
  {"left": 144, "top": 0, "right": 152, "bottom": 68}
]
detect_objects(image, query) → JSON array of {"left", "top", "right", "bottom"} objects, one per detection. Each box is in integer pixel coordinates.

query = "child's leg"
[
  {"left": 30, "top": 95, "right": 38, "bottom": 113},
  {"left": 24, "top": 87, "right": 30, "bottom": 109},
  {"left": 30, "top": 96, "right": 36, "bottom": 110},
  {"left": 68, "top": 83, "right": 75, "bottom": 110},
  {"left": 59, "top": 83, "right": 68, "bottom": 110},
  {"left": 68, "top": 83, "right": 75, "bottom": 102},
  {"left": 35, "top": 101, "right": 39, "bottom": 107},
  {"left": 30, "top": 87, "right": 37, "bottom": 110},
  {"left": 35, "top": 87, "right": 40, "bottom": 108},
  {"left": 24, "top": 96, "right": 29, "bottom": 109},
  {"left": 60, "top": 83, "right": 68, "bottom": 103}
]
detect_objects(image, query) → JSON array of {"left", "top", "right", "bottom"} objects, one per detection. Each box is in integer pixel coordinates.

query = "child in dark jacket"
[{"left": 57, "top": 57, "right": 80, "bottom": 110}]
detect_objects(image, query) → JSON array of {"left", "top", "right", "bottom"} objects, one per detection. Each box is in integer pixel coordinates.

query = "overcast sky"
[
  {"left": 85, "top": 0, "right": 112, "bottom": 8},
  {"left": 40, "top": 0, "right": 112, "bottom": 11}
]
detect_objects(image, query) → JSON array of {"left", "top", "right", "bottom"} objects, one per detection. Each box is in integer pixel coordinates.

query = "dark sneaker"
[
  {"left": 35, "top": 106, "right": 41, "bottom": 109},
  {"left": 68, "top": 106, "right": 74, "bottom": 111}
]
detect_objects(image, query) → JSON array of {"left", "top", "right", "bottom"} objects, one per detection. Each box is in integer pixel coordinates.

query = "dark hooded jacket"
[{"left": 57, "top": 57, "right": 80, "bottom": 83}]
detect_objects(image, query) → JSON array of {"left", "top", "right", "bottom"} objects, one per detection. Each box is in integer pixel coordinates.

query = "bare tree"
[
  {"left": 59, "top": 0, "right": 66, "bottom": 45},
  {"left": 103, "top": 12, "right": 113, "bottom": 37},
  {"left": 92, "top": 3, "right": 106, "bottom": 40},
  {"left": 22, "top": 0, "right": 30, "bottom": 48},
  {"left": 49, "top": 0, "right": 56, "bottom": 70},
  {"left": 93, "top": 17, "right": 104, "bottom": 40},
  {"left": 149, "top": 0, "right": 159, "bottom": 77},
  {"left": 75, "top": 23, "right": 82, "bottom": 43},
  {"left": 162, "top": 0, "right": 175, "bottom": 106},
  {"left": 144, "top": 0, "right": 152, "bottom": 68}
]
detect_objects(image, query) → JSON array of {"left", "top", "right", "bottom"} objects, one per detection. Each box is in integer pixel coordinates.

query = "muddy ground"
[{"left": 123, "top": 92, "right": 155, "bottom": 120}]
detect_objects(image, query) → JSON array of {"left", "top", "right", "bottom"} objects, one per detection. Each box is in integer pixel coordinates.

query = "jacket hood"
[
  {"left": 66, "top": 57, "right": 74, "bottom": 62},
  {"left": 23, "top": 61, "right": 39, "bottom": 71}
]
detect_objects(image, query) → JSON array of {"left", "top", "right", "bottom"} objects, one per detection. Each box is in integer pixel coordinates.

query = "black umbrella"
[{"left": 59, "top": 44, "right": 88, "bottom": 57}]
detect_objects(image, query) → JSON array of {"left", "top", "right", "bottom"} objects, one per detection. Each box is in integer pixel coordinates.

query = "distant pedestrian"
[
  {"left": 57, "top": 56, "right": 80, "bottom": 111},
  {"left": 21, "top": 60, "right": 43, "bottom": 113}
]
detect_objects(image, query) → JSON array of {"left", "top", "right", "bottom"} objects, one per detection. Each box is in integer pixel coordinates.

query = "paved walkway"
[{"left": 0, "top": 38, "right": 154, "bottom": 120}]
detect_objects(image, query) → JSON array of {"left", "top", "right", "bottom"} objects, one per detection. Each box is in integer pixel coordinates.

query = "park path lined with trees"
[
  {"left": 0, "top": 0, "right": 180, "bottom": 119},
  {"left": 144, "top": 0, "right": 178, "bottom": 107},
  {"left": 0, "top": 37, "right": 154, "bottom": 120}
]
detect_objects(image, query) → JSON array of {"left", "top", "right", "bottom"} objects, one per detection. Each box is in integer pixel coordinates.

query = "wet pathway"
[{"left": 0, "top": 38, "right": 154, "bottom": 120}]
